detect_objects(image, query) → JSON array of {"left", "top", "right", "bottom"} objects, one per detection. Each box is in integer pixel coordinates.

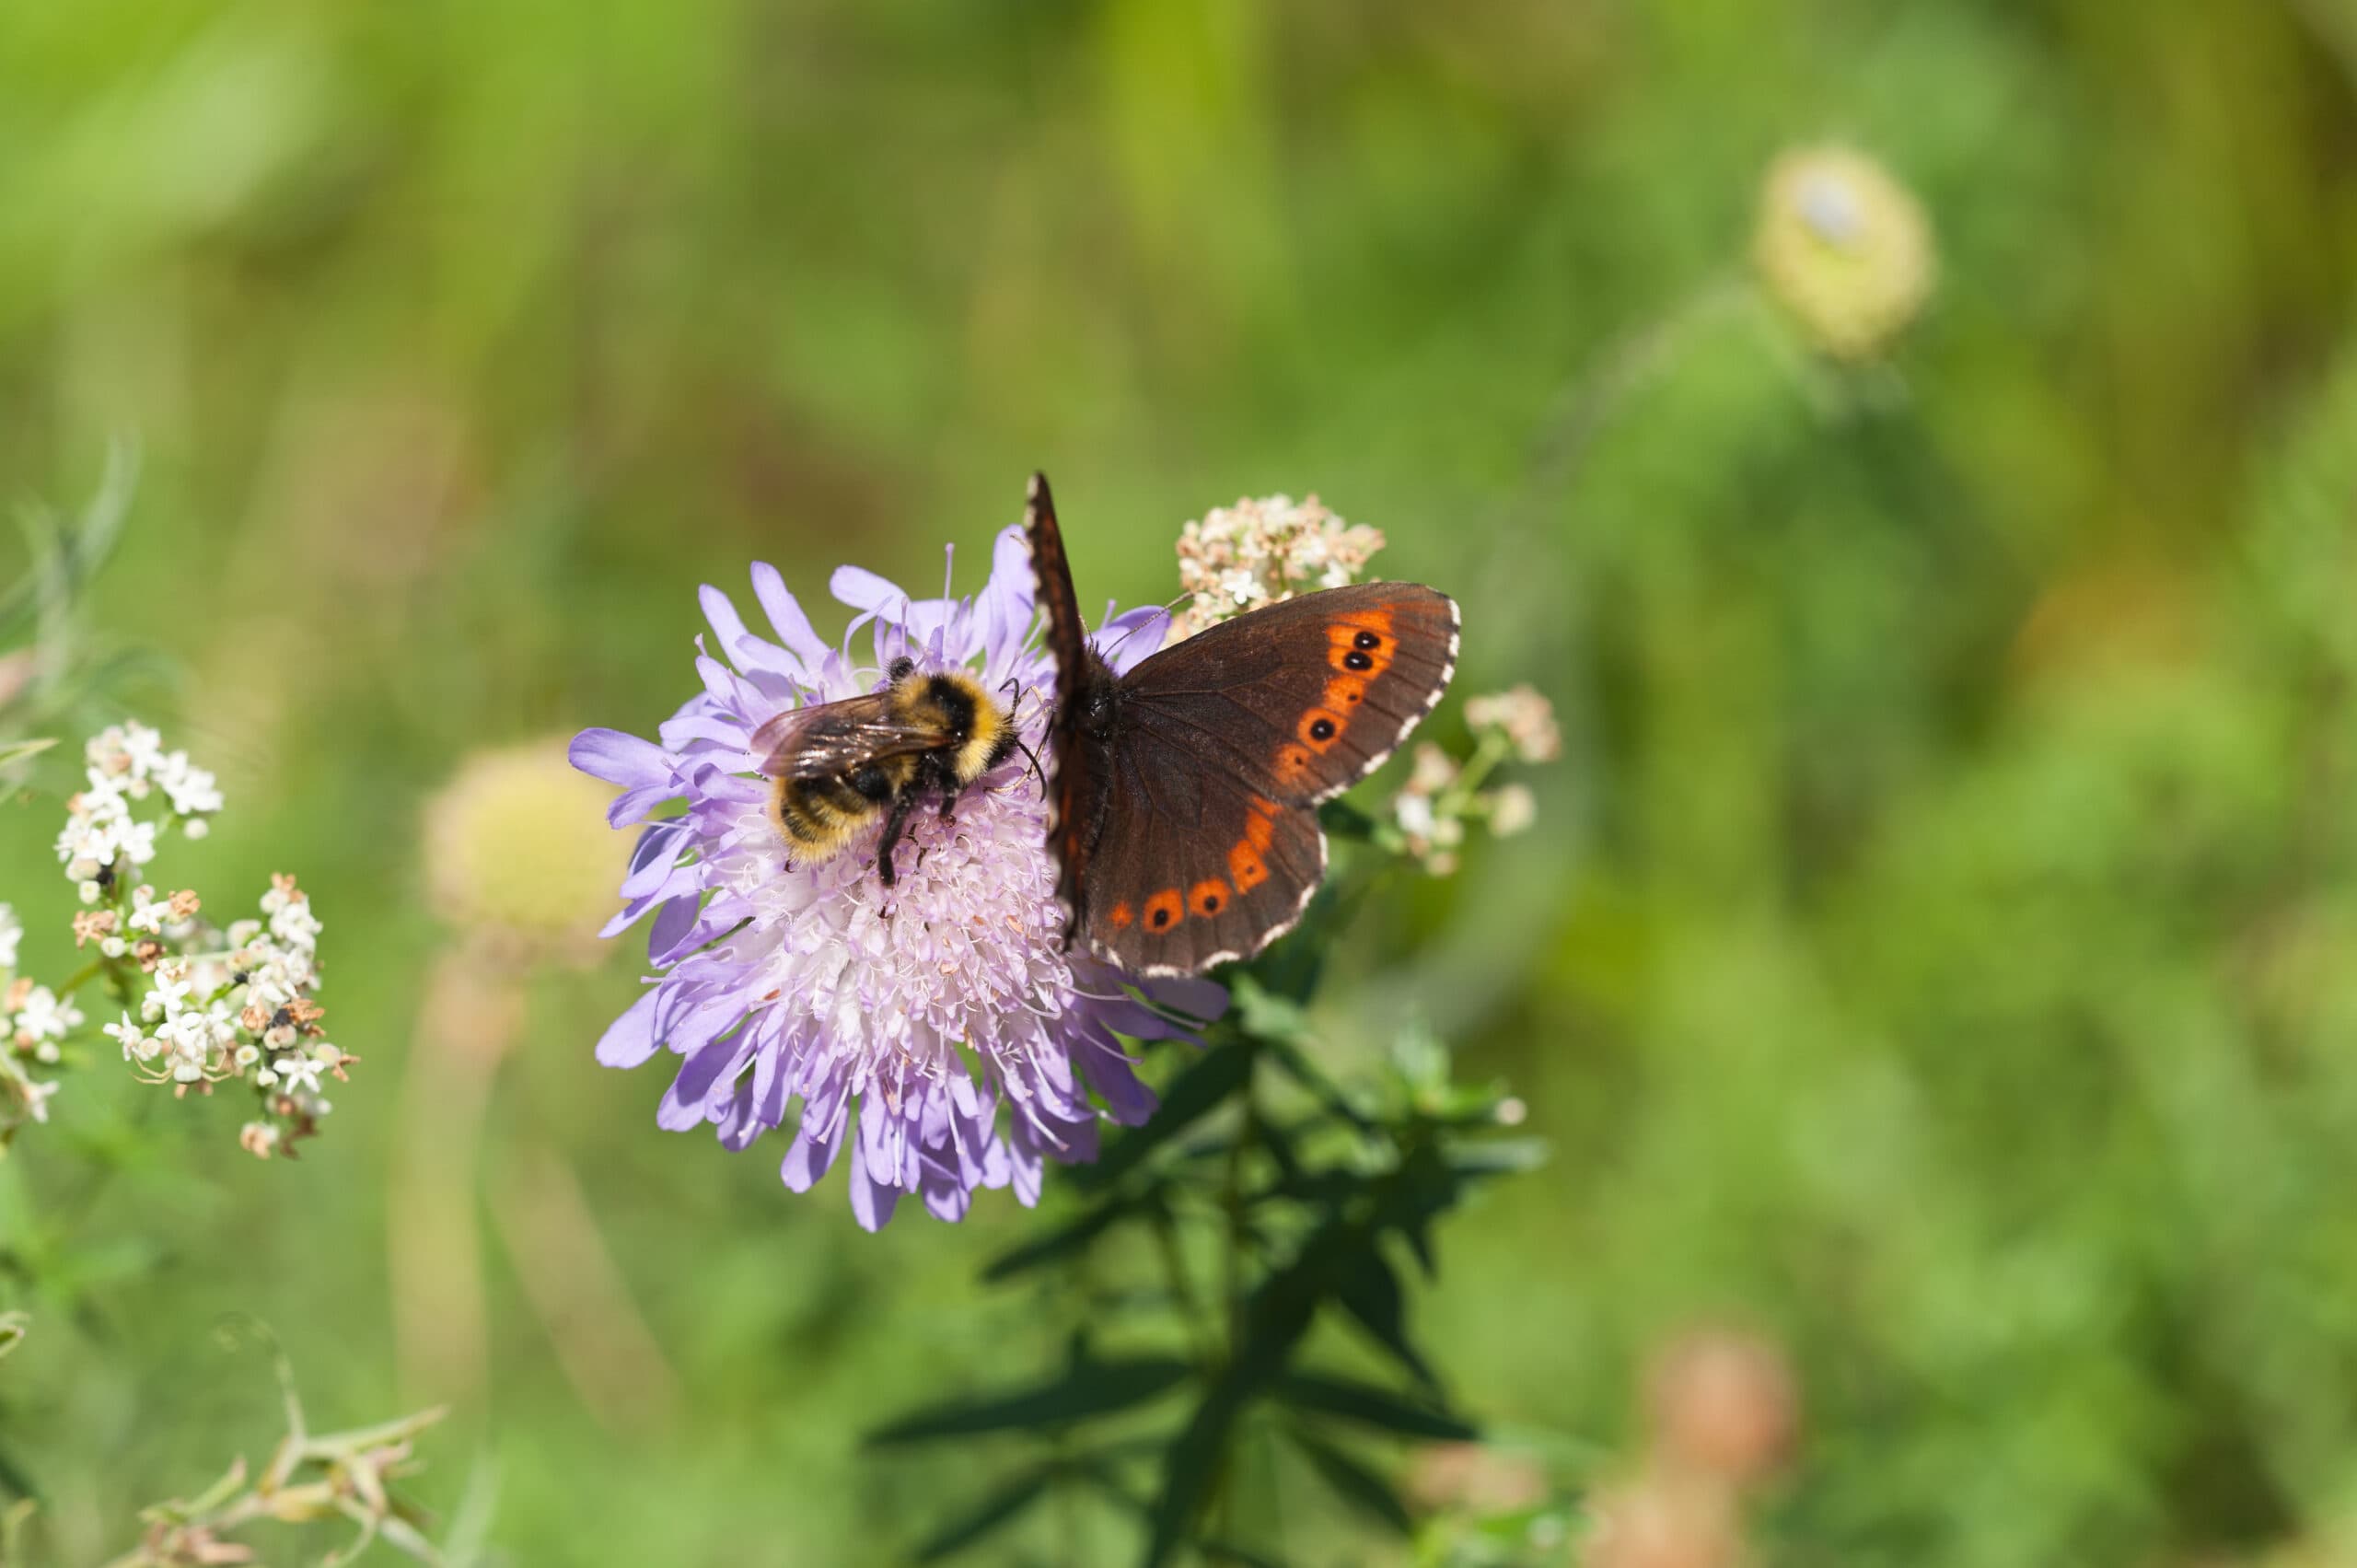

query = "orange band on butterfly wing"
[
  {"left": 1327, "top": 616, "right": 1396, "bottom": 679},
  {"left": 1109, "top": 900, "right": 1135, "bottom": 930},
  {"left": 1144, "top": 889, "right": 1184, "bottom": 932},
  {"left": 1189, "top": 878, "right": 1232, "bottom": 917}
]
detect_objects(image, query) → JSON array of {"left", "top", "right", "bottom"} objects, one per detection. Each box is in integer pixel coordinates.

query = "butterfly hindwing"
[
  {"left": 1081, "top": 751, "right": 1328, "bottom": 973},
  {"left": 1074, "top": 582, "right": 1459, "bottom": 972}
]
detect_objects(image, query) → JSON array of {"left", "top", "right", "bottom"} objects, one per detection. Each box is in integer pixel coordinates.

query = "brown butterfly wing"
[
  {"left": 1024, "top": 471, "right": 1120, "bottom": 936},
  {"left": 1077, "top": 583, "right": 1460, "bottom": 973}
]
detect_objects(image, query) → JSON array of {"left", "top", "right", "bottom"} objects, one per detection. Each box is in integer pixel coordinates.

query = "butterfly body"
[
  {"left": 756, "top": 658, "right": 1019, "bottom": 886},
  {"left": 1028, "top": 474, "right": 1458, "bottom": 975}
]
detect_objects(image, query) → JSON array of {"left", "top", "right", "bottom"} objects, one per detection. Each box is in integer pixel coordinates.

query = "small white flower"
[
  {"left": 182, "top": 818, "right": 210, "bottom": 841},
  {"left": 14, "top": 987, "right": 83, "bottom": 1043},
  {"left": 22, "top": 1077, "right": 55, "bottom": 1123},
  {"left": 99, "top": 936, "right": 125, "bottom": 958},
  {"left": 126, "top": 889, "right": 168, "bottom": 934},
  {"left": 76, "top": 880, "right": 101, "bottom": 906},
  {"left": 148, "top": 966, "right": 194, "bottom": 1017},
  {"left": 1489, "top": 784, "right": 1537, "bottom": 837},
  {"left": 1395, "top": 792, "right": 1438, "bottom": 840},
  {"left": 115, "top": 819, "right": 159, "bottom": 867},
  {"left": 0, "top": 905, "right": 20, "bottom": 972},
  {"left": 274, "top": 1054, "right": 325, "bottom": 1095}
]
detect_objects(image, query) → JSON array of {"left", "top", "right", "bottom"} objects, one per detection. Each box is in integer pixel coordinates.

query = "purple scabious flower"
[{"left": 571, "top": 528, "right": 1224, "bottom": 1229}]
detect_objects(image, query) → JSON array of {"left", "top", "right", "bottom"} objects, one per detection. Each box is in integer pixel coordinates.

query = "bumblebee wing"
[{"left": 750, "top": 693, "right": 955, "bottom": 779}]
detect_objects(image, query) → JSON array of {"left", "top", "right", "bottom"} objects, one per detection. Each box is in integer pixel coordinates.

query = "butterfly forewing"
[
  {"left": 1080, "top": 745, "right": 1328, "bottom": 972},
  {"left": 1024, "top": 472, "right": 1120, "bottom": 935},
  {"left": 1079, "top": 583, "right": 1459, "bottom": 973}
]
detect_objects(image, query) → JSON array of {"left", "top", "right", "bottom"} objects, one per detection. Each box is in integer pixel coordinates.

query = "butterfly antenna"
[{"left": 1093, "top": 600, "right": 1181, "bottom": 667}]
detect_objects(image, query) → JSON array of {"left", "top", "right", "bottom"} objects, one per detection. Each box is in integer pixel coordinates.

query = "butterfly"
[{"left": 1027, "top": 472, "right": 1459, "bottom": 976}]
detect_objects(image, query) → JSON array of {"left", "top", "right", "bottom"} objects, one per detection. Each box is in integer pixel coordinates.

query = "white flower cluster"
[
  {"left": 0, "top": 720, "right": 349, "bottom": 1158},
  {"left": 1388, "top": 687, "right": 1558, "bottom": 876},
  {"left": 0, "top": 903, "right": 63, "bottom": 1137},
  {"left": 1171, "top": 494, "right": 1387, "bottom": 640},
  {"left": 107, "top": 873, "right": 346, "bottom": 1156},
  {"left": 54, "top": 722, "right": 221, "bottom": 902},
  {"left": 1465, "top": 684, "right": 1562, "bottom": 765}
]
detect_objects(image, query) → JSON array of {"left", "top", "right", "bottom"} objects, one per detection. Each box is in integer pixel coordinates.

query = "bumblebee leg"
[{"left": 875, "top": 791, "right": 918, "bottom": 888}]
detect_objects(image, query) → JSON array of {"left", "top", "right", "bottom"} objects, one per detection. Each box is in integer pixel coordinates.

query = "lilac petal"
[
  {"left": 647, "top": 894, "right": 702, "bottom": 965},
  {"left": 749, "top": 562, "right": 830, "bottom": 670},
  {"left": 594, "top": 988, "right": 663, "bottom": 1068},
  {"left": 659, "top": 1027, "right": 749, "bottom": 1131},
  {"left": 781, "top": 1128, "right": 843, "bottom": 1192},
  {"left": 700, "top": 585, "right": 758, "bottom": 673},
  {"left": 921, "top": 1164, "right": 972, "bottom": 1223},
  {"left": 848, "top": 1131, "right": 901, "bottom": 1232},
  {"left": 716, "top": 1076, "right": 762, "bottom": 1150},
  {"left": 570, "top": 728, "right": 671, "bottom": 790},
  {"left": 1074, "top": 1026, "right": 1157, "bottom": 1125},
  {"left": 621, "top": 824, "right": 684, "bottom": 900},
  {"left": 830, "top": 564, "right": 909, "bottom": 618},
  {"left": 1144, "top": 972, "right": 1229, "bottom": 1023},
  {"left": 1096, "top": 607, "right": 1172, "bottom": 675}
]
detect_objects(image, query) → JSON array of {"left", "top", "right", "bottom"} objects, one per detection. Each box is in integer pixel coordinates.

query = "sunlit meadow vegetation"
[{"left": 4, "top": 2, "right": 2357, "bottom": 1564}]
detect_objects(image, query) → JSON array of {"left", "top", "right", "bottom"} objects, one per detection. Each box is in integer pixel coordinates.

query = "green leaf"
[
  {"left": 1074, "top": 1038, "right": 1253, "bottom": 1194},
  {"left": 1445, "top": 1138, "right": 1550, "bottom": 1178},
  {"left": 1244, "top": 883, "right": 1343, "bottom": 1002},
  {"left": 0, "top": 442, "right": 136, "bottom": 645},
  {"left": 981, "top": 1194, "right": 1148, "bottom": 1282},
  {"left": 1143, "top": 1380, "right": 1253, "bottom": 1568},
  {"left": 913, "top": 1468, "right": 1058, "bottom": 1562},
  {"left": 1316, "top": 796, "right": 1380, "bottom": 842},
  {"left": 0, "top": 1439, "right": 36, "bottom": 1502},
  {"left": 1142, "top": 1219, "right": 1348, "bottom": 1566},
  {"left": 1261, "top": 1034, "right": 1376, "bottom": 1135},
  {"left": 0, "top": 739, "right": 56, "bottom": 772},
  {"left": 865, "top": 1356, "right": 1195, "bottom": 1446},
  {"left": 1281, "top": 1424, "right": 1414, "bottom": 1536},
  {"left": 1272, "top": 1372, "right": 1478, "bottom": 1442},
  {"left": 1333, "top": 1249, "right": 1436, "bottom": 1390}
]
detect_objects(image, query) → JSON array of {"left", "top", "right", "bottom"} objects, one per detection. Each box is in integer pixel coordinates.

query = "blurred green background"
[{"left": 6, "top": 0, "right": 2357, "bottom": 1562}]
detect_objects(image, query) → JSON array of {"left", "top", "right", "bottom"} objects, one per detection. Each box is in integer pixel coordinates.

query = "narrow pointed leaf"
[
  {"left": 913, "top": 1468, "right": 1057, "bottom": 1562},
  {"left": 1273, "top": 1372, "right": 1477, "bottom": 1441},
  {"left": 981, "top": 1194, "right": 1145, "bottom": 1281},
  {"left": 1334, "top": 1249, "right": 1435, "bottom": 1390},
  {"left": 1282, "top": 1424, "right": 1414, "bottom": 1536},
  {"left": 865, "top": 1356, "right": 1194, "bottom": 1445},
  {"left": 1074, "top": 1039, "right": 1252, "bottom": 1193}
]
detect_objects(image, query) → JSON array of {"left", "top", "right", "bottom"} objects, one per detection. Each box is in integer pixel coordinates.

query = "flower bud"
[
  {"left": 1752, "top": 145, "right": 1933, "bottom": 362},
  {"left": 424, "top": 740, "right": 625, "bottom": 968}
]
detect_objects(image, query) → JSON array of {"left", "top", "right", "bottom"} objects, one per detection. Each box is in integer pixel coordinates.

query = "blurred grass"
[{"left": 1, "top": 0, "right": 2356, "bottom": 1563}]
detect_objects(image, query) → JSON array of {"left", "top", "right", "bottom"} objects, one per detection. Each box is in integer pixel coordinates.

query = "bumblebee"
[{"left": 753, "top": 657, "right": 1026, "bottom": 886}]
